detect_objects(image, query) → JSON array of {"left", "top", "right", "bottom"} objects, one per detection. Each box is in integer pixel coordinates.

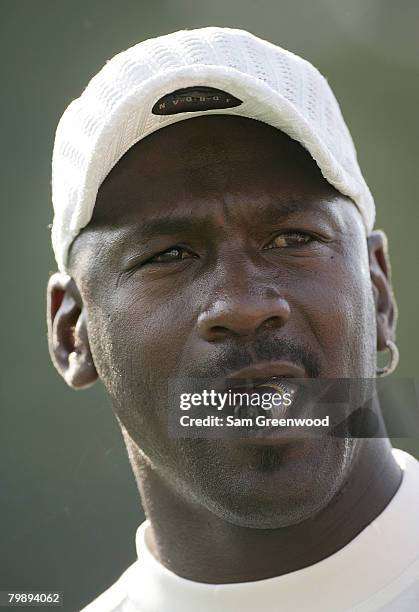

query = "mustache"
[{"left": 179, "top": 336, "right": 321, "bottom": 380}]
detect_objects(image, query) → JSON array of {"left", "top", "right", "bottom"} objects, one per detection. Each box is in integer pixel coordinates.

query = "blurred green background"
[{"left": 1, "top": 1, "right": 418, "bottom": 610}]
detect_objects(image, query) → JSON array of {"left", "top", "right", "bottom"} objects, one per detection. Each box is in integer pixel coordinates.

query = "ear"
[
  {"left": 367, "top": 230, "right": 398, "bottom": 352},
  {"left": 47, "top": 272, "right": 98, "bottom": 389}
]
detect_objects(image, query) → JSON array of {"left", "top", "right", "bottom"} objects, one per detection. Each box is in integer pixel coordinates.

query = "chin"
[{"left": 185, "top": 438, "right": 354, "bottom": 529}]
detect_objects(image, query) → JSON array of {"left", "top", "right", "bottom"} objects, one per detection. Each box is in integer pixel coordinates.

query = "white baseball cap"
[{"left": 51, "top": 26, "right": 375, "bottom": 272}]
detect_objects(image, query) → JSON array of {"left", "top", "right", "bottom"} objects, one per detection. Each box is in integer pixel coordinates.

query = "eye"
[
  {"left": 265, "top": 232, "right": 315, "bottom": 249},
  {"left": 147, "top": 246, "right": 196, "bottom": 264}
]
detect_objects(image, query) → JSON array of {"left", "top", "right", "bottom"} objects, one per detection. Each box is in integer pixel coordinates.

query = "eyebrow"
[
  {"left": 138, "top": 197, "right": 331, "bottom": 239},
  {"left": 140, "top": 217, "right": 199, "bottom": 238},
  {"left": 262, "top": 197, "right": 323, "bottom": 225}
]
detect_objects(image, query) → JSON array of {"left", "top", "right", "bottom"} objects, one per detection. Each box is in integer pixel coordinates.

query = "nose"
[{"left": 197, "top": 293, "right": 291, "bottom": 341}]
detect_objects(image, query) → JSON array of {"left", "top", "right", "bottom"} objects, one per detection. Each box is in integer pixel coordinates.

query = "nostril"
[
  {"left": 210, "top": 325, "right": 230, "bottom": 337},
  {"left": 259, "top": 316, "right": 283, "bottom": 331}
]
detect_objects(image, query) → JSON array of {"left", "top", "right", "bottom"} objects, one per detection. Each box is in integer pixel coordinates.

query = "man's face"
[{"left": 65, "top": 116, "right": 381, "bottom": 528}]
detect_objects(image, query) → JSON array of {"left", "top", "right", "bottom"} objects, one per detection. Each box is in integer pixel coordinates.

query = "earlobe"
[
  {"left": 367, "top": 230, "right": 397, "bottom": 352},
  {"left": 47, "top": 272, "right": 98, "bottom": 389}
]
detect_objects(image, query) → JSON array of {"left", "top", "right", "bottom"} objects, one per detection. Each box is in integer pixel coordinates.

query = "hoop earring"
[{"left": 376, "top": 339, "right": 399, "bottom": 377}]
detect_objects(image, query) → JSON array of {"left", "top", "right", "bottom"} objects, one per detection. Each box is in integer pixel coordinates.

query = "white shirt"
[{"left": 81, "top": 449, "right": 419, "bottom": 611}]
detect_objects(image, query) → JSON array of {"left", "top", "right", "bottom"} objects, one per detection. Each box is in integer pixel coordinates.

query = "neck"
[{"left": 130, "top": 437, "right": 401, "bottom": 584}]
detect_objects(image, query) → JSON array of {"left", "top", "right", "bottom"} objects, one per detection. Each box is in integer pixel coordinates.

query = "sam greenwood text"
[{"left": 179, "top": 415, "right": 330, "bottom": 427}]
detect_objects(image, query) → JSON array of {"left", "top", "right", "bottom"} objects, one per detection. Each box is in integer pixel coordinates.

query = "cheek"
[
  {"left": 122, "top": 288, "right": 194, "bottom": 369},
  {"left": 82, "top": 290, "right": 182, "bottom": 460},
  {"left": 287, "top": 252, "right": 375, "bottom": 376},
  {"left": 85, "top": 283, "right": 195, "bottom": 399}
]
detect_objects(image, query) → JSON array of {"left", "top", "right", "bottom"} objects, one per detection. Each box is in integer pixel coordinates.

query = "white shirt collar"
[{"left": 130, "top": 449, "right": 419, "bottom": 612}]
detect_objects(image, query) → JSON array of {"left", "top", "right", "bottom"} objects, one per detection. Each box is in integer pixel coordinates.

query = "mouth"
[
  {"left": 222, "top": 361, "right": 307, "bottom": 423},
  {"left": 224, "top": 377, "right": 300, "bottom": 420},
  {"left": 225, "top": 361, "right": 307, "bottom": 382}
]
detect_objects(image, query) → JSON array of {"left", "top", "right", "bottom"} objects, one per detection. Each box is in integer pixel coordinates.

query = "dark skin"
[{"left": 47, "top": 115, "right": 401, "bottom": 583}]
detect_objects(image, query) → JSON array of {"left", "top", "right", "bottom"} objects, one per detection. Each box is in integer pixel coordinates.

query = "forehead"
[{"left": 90, "top": 115, "right": 342, "bottom": 227}]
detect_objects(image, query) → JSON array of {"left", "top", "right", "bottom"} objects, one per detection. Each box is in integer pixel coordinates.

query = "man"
[{"left": 47, "top": 27, "right": 419, "bottom": 611}]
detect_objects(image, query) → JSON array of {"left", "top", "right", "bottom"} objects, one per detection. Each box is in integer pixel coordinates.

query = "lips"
[
  {"left": 220, "top": 361, "right": 306, "bottom": 422},
  {"left": 227, "top": 378, "right": 299, "bottom": 420},
  {"left": 225, "top": 361, "right": 307, "bottom": 382}
]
